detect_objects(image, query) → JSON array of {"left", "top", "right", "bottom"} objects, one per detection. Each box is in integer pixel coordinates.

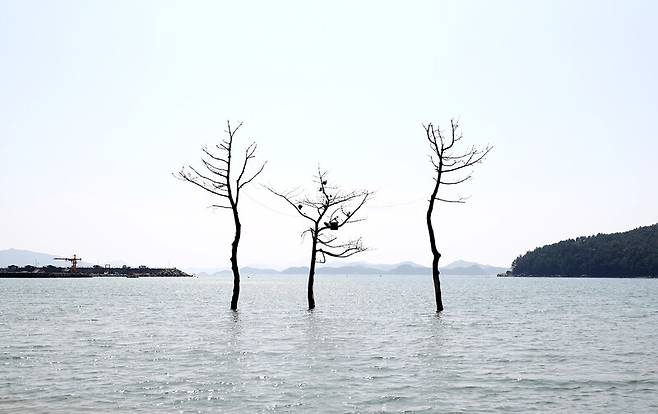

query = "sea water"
[{"left": 1, "top": 275, "right": 657, "bottom": 413}]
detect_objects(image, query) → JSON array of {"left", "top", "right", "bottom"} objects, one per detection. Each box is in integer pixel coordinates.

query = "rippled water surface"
[{"left": 1, "top": 275, "right": 657, "bottom": 413}]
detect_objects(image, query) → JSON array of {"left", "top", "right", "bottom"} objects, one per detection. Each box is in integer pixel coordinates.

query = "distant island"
[
  {"left": 200, "top": 260, "right": 508, "bottom": 277},
  {"left": 501, "top": 223, "right": 658, "bottom": 278}
]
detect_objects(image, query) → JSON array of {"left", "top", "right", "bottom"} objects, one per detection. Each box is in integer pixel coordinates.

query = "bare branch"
[
  {"left": 334, "top": 191, "right": 371, "bottom": 230},
  {"left": 189, "top": 165, "right": 227, "bottom": 188},
  {"left": 301, "top": 228, "right": 314, "bottom": 241},
  {"left": 238, "top": 161, "right": 267, "bottom": 190},
  {"left": 442, "top": 145, "right": 493, "bottom": 173},
  {"left": 201, "top": 146, "right": 228, "bottom": 163},
  {"left": 316, "top": 166, "right": 332, "bottom": 206},
  {"left": 318, "top": 239, "right": 366, "bottom": 259},
  {"left": 435, "top": 197, "right": 467, "bottom": 204},
  {"left": 227, "top": 120, "right": 243, "bottom": 136},
  {"left": 443, "top": 119, "right": 461, "bottom": 151},
  {"left": 429, "top": 155, "right": 441, "bottom": 171},
  {"left": 424, "top": 123, "right": 441, "bottom": 157},
  {"left": 265, "top": 185, "right": 317, "bottom": 222},
  {"left": 200, "top": 158, "right": 228, "bottom": 177},
  {"left": 440, "top": 174, "right": 472, "bottom": 185},
  {"left": 317, "top": 235, "right": 337, "bottom": 245},
  {"left": 176, "top": 168, "right": 229, "bottom": 198},
  {"left": 236, "top": 142, "right": 256, "bottom": 186}
]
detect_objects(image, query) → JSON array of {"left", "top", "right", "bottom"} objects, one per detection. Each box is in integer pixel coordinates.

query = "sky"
[{"left": 1, "top": 0, "right": 657, "bottom": 270}]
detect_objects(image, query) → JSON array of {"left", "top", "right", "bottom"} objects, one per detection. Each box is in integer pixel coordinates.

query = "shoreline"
[
  {"left": 0, "top": 273, "right": 193, "bottom": 278},
  {"left": 498, "top": 273, "right": 657, "bottom": 279}
]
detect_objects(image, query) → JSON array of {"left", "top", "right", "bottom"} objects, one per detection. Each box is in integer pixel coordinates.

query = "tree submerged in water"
[
  {"left": 267, "top": 167, "right": 371, "bottom": 309},
  {"left": 424, "top": 120, "right": 492, "bottom": 312},
  {"left": 176, "top": 121, "right": 266, "bottom": 311}
]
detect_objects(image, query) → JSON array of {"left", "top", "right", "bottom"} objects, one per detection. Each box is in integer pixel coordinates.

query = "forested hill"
[{"left": 510, "top": 224, "right": 658, "bottom": 277}]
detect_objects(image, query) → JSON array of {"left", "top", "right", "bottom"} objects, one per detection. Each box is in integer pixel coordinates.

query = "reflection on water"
[{"left": 1, "top": 275, "right": 657, "bottom": 413}]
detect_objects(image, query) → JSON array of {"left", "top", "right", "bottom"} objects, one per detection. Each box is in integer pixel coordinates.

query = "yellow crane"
[{"left": 54, "top": 254, "right": 82, "bottom": 273}]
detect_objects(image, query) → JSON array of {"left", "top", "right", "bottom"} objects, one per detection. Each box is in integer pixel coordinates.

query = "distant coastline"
[
  {"left": 0, "top": 265, "right": 192, "bottom": 278},
  {"left": 199, "top": 261, "right": 508, "bottom": 277},
  {"left": 497, "top": 271, "right": 657, "bottom": 279}
]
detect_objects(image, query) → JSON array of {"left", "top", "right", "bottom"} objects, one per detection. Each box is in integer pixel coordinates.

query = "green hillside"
[{"left": 510, "top": 224, "right": 658, "bottom": 277}]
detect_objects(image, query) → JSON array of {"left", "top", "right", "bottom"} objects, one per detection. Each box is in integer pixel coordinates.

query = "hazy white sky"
[{"left": 1, "top": 0, "right": 657, "bottom": 269}]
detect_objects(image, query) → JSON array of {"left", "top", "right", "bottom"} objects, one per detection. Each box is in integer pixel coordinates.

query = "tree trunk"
[
  {"left": 427, "top": 178, "right": 444, "bottom": 312},
  {"left": 431, "top": 252, "right": 443, "bottom": 312},
  {"left": 307, "top": 229, "right": 318, "bottom": 309},
  {"left": 230, "top": 209, "right": 241, "bottom": 311}
]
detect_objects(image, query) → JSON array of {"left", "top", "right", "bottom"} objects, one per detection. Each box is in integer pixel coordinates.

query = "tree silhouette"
[
  {"left": 267, "top": 167, "right": 371, "bottom": 309},
  {"left": 176, "top": 121, "right": 266, "bottom": 310},
  {"left": 425, "top": 120, "right": 492, "bottom": 312}
]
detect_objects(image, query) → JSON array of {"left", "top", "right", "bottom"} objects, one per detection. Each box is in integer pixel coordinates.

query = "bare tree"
[
  {"left": 176, "top": 121, "right": 266, "bottom": 310},
  {"left": 267, "top": 167, "right": 371, "bottom": 309},
  {"left": 425, "top": 120, "right": 492, "bottom": 312}
]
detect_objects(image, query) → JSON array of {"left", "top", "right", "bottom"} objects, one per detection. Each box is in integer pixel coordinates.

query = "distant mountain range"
[
  {"left": 0, "top": 248, "right": 93, "bottom": 267},
  {"left": 0, "top": 249, "right": 507, "bottom": 276},
  {"left": 200, "top": 260, "right": 507, "bottom": 277}
]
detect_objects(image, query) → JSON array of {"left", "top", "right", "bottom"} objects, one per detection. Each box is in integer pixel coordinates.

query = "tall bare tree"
[
  {"left": 176, "top": 121, "right": 266, "bottom": 310},
  {"left": 267, "top": 168, "right": 371, "bottom": 309},
  {"left": 425, "top": 120, "right": 492, "bottom": 312}
]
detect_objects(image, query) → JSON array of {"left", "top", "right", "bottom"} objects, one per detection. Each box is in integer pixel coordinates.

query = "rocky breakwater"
[{"left": 0, "top": 265, "right": 193, "bottom": 278}]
